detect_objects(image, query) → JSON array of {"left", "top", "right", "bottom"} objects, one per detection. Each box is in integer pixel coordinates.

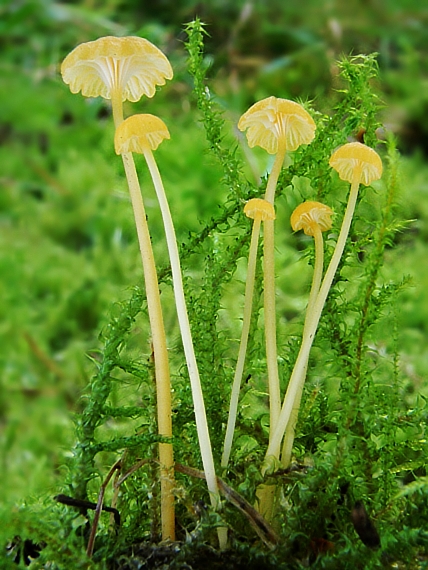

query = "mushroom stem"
[
  {"left": 263, "top": 142, "right": 287, "bottom": 437},
  {"left": 280, "top": 224, "right": 324, "bottom": 467},
  {"left": 111, "top": 97, "right": 175, "bottom": 542},
  {"left": 221, "top": 217, "right": 262, "bottom": 468},
  {"left": 253, "top": 145, "right": 286, "bottom": 521},
  {"left": 264, "top": 142, "right": 287, "bottom": 204},
  {"left": 305, "top": 224, "right": 325, "bottom": 324},
  {"left": 142, "top": 148, "right": 226, "bottom": 548},
  {"left": 111, "top": 88, "right": 124, "bottom": 128},
  {"left": 119, "top": 150, "right": 175, "bottom": 541},
  {"left": 265, "top": 172, "right": 362, "bottom": 463}
]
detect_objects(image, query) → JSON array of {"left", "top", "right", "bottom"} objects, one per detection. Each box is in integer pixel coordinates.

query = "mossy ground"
[{"left": 1, "top": 2, "right": 428, "bottom": 569}]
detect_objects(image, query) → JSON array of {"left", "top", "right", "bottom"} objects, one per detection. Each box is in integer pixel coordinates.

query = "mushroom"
[
  {"left": 265, "top": 142, "right": 382, "bottom": 466},
  {"left": 281, "top": 201, "right": 333, "bottom": 467},
  {"left": 115, "top": 114, "right": 224, "bottom": 538},
  {"left": 61, "top": 37, "right": 175, "bottom": 541},
  {"left": 221, "top": 198, "right": 275, "bottom": 468},
  {"left": 238, "top": 97, "right": 316, "bottom": 440},
  {"left": 61, "top": 36, "right": 173, "bottom": 128},
  {"left": 290, "top": 201, "right": 334, "bottom": 323}
]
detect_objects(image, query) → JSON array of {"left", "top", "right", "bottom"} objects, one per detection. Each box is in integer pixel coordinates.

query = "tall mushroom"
[
  {"left": 238, "top": 97, "right": 316, "bottom": 440},
  {"left": 61, "top": 36, "right": 176, "bottom": 541},
  {"left": 265, "top": 143, "right": 383, "bottom": 466},
  {"left": 221, "top": 198, "right": 275, "bottom": 468},
  {"left": 114, "top": 114, "right": 223, "bottom": 541}
]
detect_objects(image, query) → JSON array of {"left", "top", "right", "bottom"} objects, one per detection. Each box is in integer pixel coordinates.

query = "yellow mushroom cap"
[
  {"left": 244, "top": 198, "right": 276, "bottom": 221},
  {"left": 329, "top": 142, "right": 383, "bottom": 186},
  {"left": 114, "top": 114, "right": 170, "bottom": 154},
  {"left": 290, "top": 201, "right": 333, "bottom": 237},
  {"left": 237, "top": 96, "right": 316, "bottom": 154},
  {"left": 61, "top": 36, "right": 173, "bottom": 102}
]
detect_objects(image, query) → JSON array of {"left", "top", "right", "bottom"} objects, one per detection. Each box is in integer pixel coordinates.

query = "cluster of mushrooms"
[{"left": 61, "top": 36, "right": 383, "bottom": 546}]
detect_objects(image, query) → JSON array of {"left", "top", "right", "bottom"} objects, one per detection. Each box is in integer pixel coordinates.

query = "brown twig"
[
  {"left": 86, "top": 460, "right": 122, "bottom": 557},
  {"left": 54, "top": 493, "right": 120, "bottom": 525},
  {"left": 175, "top": 463, "right": 279, "bottom": 548}
]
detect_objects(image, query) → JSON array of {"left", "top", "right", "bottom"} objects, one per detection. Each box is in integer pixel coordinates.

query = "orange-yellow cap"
[
  {"left": 244, "top": 198, "right": 276, "bottom": 221},
  {"left": 114, "top": 114, "right": 170, "bottom": 154},
  {"left": 238, "top": 97, "right": 316, "bottom": 154},
  {"left": 290, "top": 201, "right": 333, "bottom": 236},
  {"left": 329, "top": 142, "right": 382, "bottom": 186},
  {"left": 61, "top": 36, "right": 173, "bottom": 102}
]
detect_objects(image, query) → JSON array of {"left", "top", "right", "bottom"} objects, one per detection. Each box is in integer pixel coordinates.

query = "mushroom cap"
[
  {"left": 329, "top": 142, "right": 382, "bottom": 186},
  {"left": 290, "top": 201, "right": 333, "bottom": 236},
  {"left": 238, "top": 96, "right": 316, "bottom": 154},
  {"left": 244, "top": 198, "right": 276, "bottom": 221},
  {"left": 114, "top": 114, "right": 170, "bottom": 154},
  {"left": 61, "top": 36, "right": 173, "bottom": 102}
]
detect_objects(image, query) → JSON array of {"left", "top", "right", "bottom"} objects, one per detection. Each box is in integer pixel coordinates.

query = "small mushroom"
[
  {"left": 265, "top": 143, "right": 382, "bottom": 465},
  {"left": 238, "top": 97, "right": 316, "bottom": 443},
  {"left": 115, "top": 114, "right": 224, "bottom": 547},
  {"left": 291, "top": 200, "right": 334, "bottom": 235},
  {"left": 61, "top": 35, "right": 173, "bottom": 127},
  {"left": 222, "top": 198, "right": 275, "bottom": 468},
  {"left": 290, "top": 201, "right": 333, "bottom": 321},
  {"left": 281, "top": 201, "right": 333, "bottom": 467},
  {"left": 114, "top": 113, "right": 170, "bottom": 153},
  {"left": 244, "top": 198, "right": 276, "bottom": 221}
]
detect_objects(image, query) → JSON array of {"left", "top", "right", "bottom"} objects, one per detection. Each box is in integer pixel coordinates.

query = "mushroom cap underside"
[
  {"left": 329, "top": 142, "right": 383, "bottom": 185},
  {"left": 61, "top": 36, "right": 173, "bottom": 102},
  {"left": 238, "top": 96, "right": 316, "bottom": 154},
  {"left": 291, "top": 201, "right": 333, "bottom": 236}
]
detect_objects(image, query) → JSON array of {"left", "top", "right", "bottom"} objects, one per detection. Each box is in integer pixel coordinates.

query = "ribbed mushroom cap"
[
  {"left": 61, "top": 36, "right": 173, "bottom": 102},
  {"left": 114, "top": 114, "right": 170, "bottom": 154},
  {"left": 244, "top": 198, "right": 276, "bottom": 221},
  {"left": 329, "top": 142, "right": 382, "bottom": 186},
  {"left": 291, "top": 201, "right": 333, "bottom": 237},
  {"left": 238, "top": 96, "right": 316, "bottom": 154}
]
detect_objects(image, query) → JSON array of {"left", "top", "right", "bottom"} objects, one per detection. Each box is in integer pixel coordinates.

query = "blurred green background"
[{"left": 1, "top": 0, "right": 428, "bottom": 510}]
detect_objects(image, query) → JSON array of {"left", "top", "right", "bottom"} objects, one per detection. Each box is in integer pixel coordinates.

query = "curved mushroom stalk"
[
  {"left": 222, "top": 198, "right": 275, "bottom": 469},
  {"left": 265, "top": 143, "right": 383, "bottom": 466},
  {"left": 280, "top": 201, "right": 333, "bottom": 468},
  {"left": 115, "top": 114, "right": 226, "bottom": 548},
  {"left": 238, "top": 97, "right": 316, "bottom": 442},
  {"left": 61, "top": 37, "right": 176, "bottom": 542}
]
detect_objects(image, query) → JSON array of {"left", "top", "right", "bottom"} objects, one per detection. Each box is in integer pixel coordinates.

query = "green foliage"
[{"left": 1, "top": 7, "right": 428, "bottom": 570}]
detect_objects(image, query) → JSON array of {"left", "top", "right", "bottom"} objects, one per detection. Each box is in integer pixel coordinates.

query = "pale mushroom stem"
[
  {"left": 111, "top": 90, "right": 175, "bottom": 542},
  {"left": 265, "top": 169, "right": 362, "bottom": 463},
  {"left": 221, "top": 217, "right": 262, "bottom": 468},
  {"left": 263, "top": 141, "right": 287, "bottom": 438},
  {"left": 254, "top": 144, "right": 286, "bottom": 521},
  {"left": 280, "top": 223, "right": 324, "bottom": 468},
  {"left": 222, "top": 129, "right": 287, "bottom": 477},
  {"left": 142, "top": 148, "right": 227, "bottom": 549}
]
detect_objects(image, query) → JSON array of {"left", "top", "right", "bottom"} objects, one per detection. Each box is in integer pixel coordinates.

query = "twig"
[
  {"left": 86, "top": 459, "right": 122, "bottom": 557},
  {"left": 174, "top": 463, "right": 279, "bottom": 548},
  {"left": 54, "top": 493, "right": 121, "bottom": 526}
]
